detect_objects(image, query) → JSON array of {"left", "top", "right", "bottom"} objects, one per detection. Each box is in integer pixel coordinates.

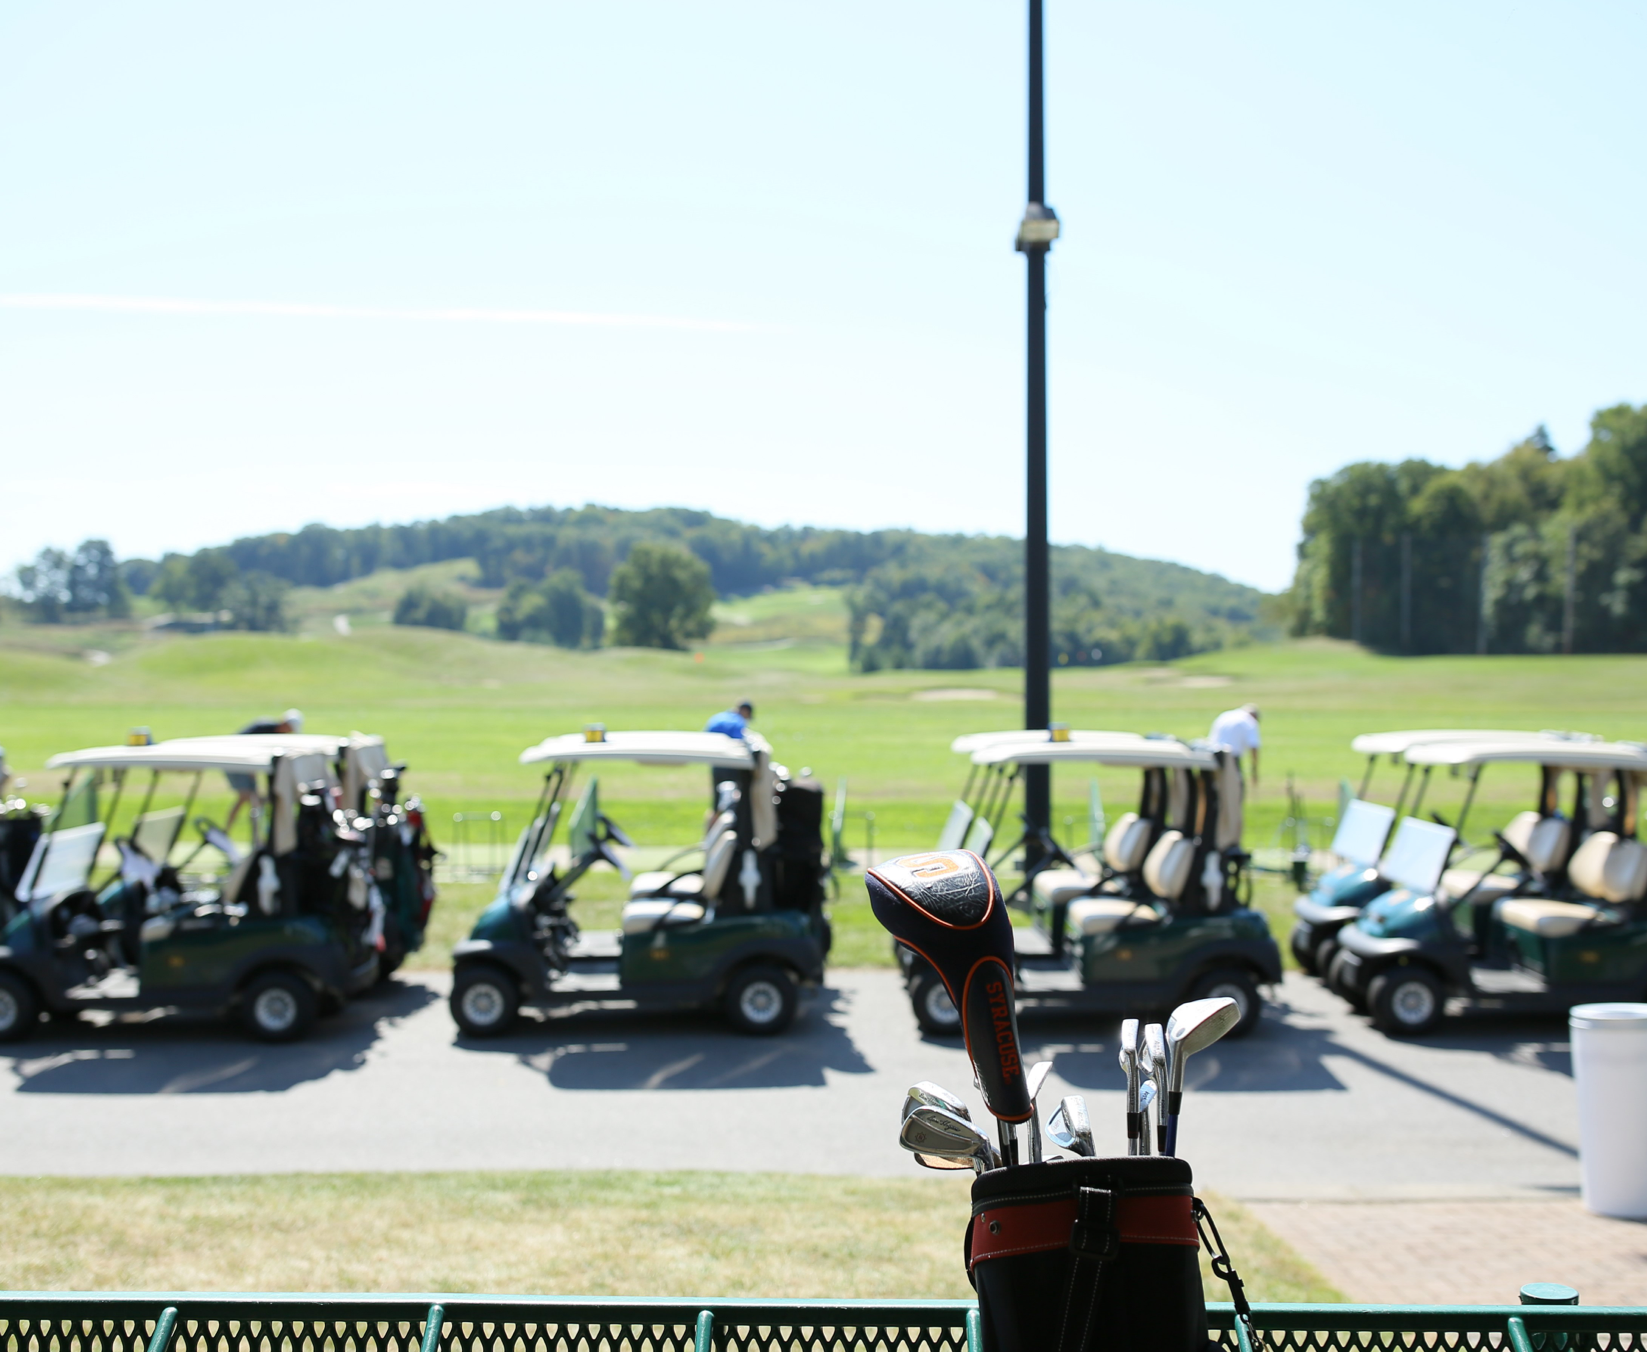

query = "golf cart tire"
[
  {"left": 724, "top": 963, "right": 798, "bottom": 1036},
  {"left": 1312, "top": 936, "right": 1340, "bottom": 981},
  {"left": 1368, "top": 966, "right": 1444, "bottom": 1036},
  {"left": 451, "top": 963, "right": 520, "bottom": 1037},
  {"left": 1288, "top": 924, "right": 1317, "bottom": 974},
  {"left": 1189, "top": 967, "right": 1262, "bottom": 1039},
  {"left": 1326, "top": 948, "right": 1366, "bottom": 1012},
  {"left": 240, "top": 970, "right": 319, "bottom": 1043},
  {"left": 0, "top": 970, "right": 39, "bottom": 1043},
  {"left": 910, "top": 968, "right": 962, "bottom": 1036}
]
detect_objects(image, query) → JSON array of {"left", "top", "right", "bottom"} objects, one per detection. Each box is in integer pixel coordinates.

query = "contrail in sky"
[{"left": 0, "top": 293, "right": 757, "bottom": 332}]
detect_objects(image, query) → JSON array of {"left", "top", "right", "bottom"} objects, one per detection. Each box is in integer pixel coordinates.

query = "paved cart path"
[{"left": 0, "top": 972, "right": 1582, "bottom": 1204}]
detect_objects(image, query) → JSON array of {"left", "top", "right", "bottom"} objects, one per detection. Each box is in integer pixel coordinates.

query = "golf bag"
[{"left": 966, "top": 1156, "right": 1249, "bottom": 1352}]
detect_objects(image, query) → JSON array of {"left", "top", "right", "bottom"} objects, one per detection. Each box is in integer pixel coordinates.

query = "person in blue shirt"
[{"left": 705, "top": 701, "right": 754, "bottom": 740}]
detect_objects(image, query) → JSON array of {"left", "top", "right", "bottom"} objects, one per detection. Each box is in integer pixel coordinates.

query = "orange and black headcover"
[{"left": 865, "top": 850, "right": 1031, "bottom": 1122}]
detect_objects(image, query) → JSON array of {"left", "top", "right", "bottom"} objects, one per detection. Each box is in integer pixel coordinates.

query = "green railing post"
[
  {"left": 695, "top": 1309, "right": 715, "bottom": 1352},
  {"left": 1507, "top": 1317, "right": 1535, "bottom": 1352},
  {"left": 964, "top": 1307, "right": 982, "bottom": 1352},
  {"left": 421, "top": 1304, "right": 445, "bottom": 1352},
  {"left": 146, "top": 1307, "right": 178, "bottom": 1352}
]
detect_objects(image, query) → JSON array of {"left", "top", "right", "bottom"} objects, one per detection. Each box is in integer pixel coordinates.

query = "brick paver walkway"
[{"left": 1248, "top": 1197, "right": 1647, "bottom": 1306}]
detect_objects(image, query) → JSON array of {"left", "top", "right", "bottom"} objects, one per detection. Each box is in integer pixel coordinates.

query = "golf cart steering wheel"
[
  {"left": 1492, "top": 830, "right": 1530, "bottom": 869},
  {"left": 599, "top": 814, "right": 635, "bottom": 849}
]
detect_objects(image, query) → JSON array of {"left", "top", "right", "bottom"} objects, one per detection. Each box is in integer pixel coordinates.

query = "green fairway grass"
[
  {"left": 0, "top": 1172, "right": 1341, "bottom": 1301},
  {"left": 6, "top": 586, "right": 1643, "bottom": 970}
]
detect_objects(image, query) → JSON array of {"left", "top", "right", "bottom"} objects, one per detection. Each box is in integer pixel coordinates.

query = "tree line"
[
  {"left": 1290, "top": 403, "right": 1647, "bottom": 655},
  {"left": 7, "top": 504, "right": 1270, "bottom": 667}
]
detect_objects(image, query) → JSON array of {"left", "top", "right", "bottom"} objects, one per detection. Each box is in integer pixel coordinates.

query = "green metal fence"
[{"left": 3, "top": 1297, "right": 1646, "bottom": 1352}]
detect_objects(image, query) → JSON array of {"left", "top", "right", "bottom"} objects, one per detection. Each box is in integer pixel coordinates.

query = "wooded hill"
[
  {"left": 28, "top": 507, "right": 1275, "bottom": 670},
  {"left": 1290, "top": 402, "right": 1647, "bottom": 655}
]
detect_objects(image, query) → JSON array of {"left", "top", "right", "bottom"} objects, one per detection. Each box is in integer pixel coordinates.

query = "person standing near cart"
[
  {"left": 704, "top": 701, "right": 754, "bottom": 741},
  {"left": 225, "top": 708, "right": 303, "bottom": 829},
  {"left": 1209, "top": 703, "right": 1261, "bottom": 789}
]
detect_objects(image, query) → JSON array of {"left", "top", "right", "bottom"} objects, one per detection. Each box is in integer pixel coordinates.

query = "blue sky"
[{"left": 3, "top": 1, "right": 1643, "bottom": 592}]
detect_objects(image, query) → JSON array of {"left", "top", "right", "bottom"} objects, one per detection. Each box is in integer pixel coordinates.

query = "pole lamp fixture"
[{"left": 1018, "top": 0, "right": 1058, "bottom": 868}]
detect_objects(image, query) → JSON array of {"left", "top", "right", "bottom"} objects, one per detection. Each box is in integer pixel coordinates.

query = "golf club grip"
[{"left": 865, "top": 852, "right": 1032, "bottom": 1122}]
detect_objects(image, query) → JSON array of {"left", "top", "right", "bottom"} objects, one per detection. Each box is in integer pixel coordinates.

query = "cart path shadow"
[
  {"left": 1015, "top": 992, "right": 1578, "bottom": 1159},
  {"left": 456, "top": 984, "right": 875, "bottom": 1089},
  {"left": 3, "top": 978, "right": 436, "bottom": 1094}
]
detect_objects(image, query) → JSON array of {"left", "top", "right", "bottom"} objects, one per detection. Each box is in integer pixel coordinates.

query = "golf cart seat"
[
  {"left": 1497, "top": 898, "right": 1608, "bottom": 938},
  {"left": 1032, "top": 867, "right": 1100, "bottom": 907},
  {"left": 1104, "top": 813, "right": 1152, "bottom": 873},
  {"left": 1438, "top": 870, "right": 1521, "bottom": 904},
  {"left": 1567, "top": 831, "right": 1647, "bottom": 904},
  {"left": 629, "top": 811, "right": 736, "bottom": 898},
  {"left": 1142, "top": 830, "right": 1196, "bottom": 901},
  {"left": 1066, "top": 896, "right": 1155, "bottom": 935},
  {"left": 1501, "top": 811, "right": 1570, "bottom": 874},
  {"left": 621, "top": 829, "right": 737, "bottom": 932}
]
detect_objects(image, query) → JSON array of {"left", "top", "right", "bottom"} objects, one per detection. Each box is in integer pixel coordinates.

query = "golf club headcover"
[
  {"left": 866, "top": 850, "right": 1031, "bottom": 1122},
  {"left": 965, "top": 1156, "right": 1207, "bottom": 1352}
]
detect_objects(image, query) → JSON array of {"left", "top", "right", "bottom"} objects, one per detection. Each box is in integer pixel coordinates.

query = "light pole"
[{"left": 1016, "top": 0, "right": 1059, "bottom": 866}]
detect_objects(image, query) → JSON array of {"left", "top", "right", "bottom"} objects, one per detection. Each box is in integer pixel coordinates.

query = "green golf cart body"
[
  {"left": 1331, "top": 736, "right": 1647, "bottom": 1035},
  {"left": 0, "top": 738, "right": 386, "bottom": 1044},
  {"left": 450, "top": 728, "right": 829, "bottom": 1038},
  {"left": 897, "top": 729, "right": 1281, "bottom": 1037}
]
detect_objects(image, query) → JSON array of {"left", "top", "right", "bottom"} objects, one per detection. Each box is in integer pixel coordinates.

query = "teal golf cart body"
[
  {"left": 1290, "top": 729, "right": 1578, "bottom": 975},
  {"left": 0, "top": 737, "right": 387, "bottom": 1043},
  {"left": 450, "top": 728, "right": 829, "bottom": 1038},
  {"left": 1331, "top": 736, "right": 1647, "bottom": 1035},
  {"left": 897, "top": 729, "right": 1281, "bottom": 1037}
]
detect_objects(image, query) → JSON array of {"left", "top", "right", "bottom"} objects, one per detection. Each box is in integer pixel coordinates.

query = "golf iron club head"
[
  {"left": 865, "top": 851, "right": 1032, "bottom": 1130},
  {"left": 900, "top": 1103, "right": 1000, "bottom": 1174},
  {"left": 1163, "top": 996, "right": 1241, "bottom": 1156},
  {"left": 902, "top": 1081, "right": 971, "bottom": 1124},
  {"left": 912, "top": 1151, "right": 977, "bottom": 1173},
  {"left": 1143, "top": 1023, "right": 1167, "bottom": 1152},
  {"left": 1118, "top": 1018, "right": 1142, "bottom": 1154},
  {"left": 1046, "top": 1095, "right": 1094, "bottom": 1158},
  {"left": 1136, "top": 1080, "right": 1158, "bottom": 1156},
  {"left": 1025, "top": 1059, "right": 1053, "bottom": 1163}
]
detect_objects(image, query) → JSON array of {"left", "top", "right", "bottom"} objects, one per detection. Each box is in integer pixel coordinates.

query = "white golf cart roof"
[
  {"left": 951, "top": 729, "right": 1150, "bottom": 755},
  {"left": 520, "top": 729, "right": 769, "bottom": 769},
  {"left": 46, "top": 741, "right": 335, "bottom": 774},
  {"left": 160, "top": 732, "right": 385, "bottom": 758},
  {"left": 1404, "top": 738, "right": 1647, "bottom": 772},
  {"left": 1351, "top": 729, "right": 1593, "bottom": 756},
  {"left": 971, "top": 736, "right": 1219, "bottom": 771}
]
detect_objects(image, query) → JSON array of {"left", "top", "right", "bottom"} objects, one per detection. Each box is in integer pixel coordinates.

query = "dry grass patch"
[{"left": 0, "top": 1173, "right": 1339, "bottom": 1302}]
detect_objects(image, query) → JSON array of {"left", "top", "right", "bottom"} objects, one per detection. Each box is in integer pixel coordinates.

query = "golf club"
[
  {"left": 1136, "top": 1079, "right": 1158, "bottom": 1156},
  {"left": 1118, "top": 1017, "right": 1141, "bottom": 1155},
  {"left": 912, "top": 1151, "right": 975, "bottom": 1173},
  {"left": 1046, "top": 1095, "right": 1094, "bottom": 1158},
  {"left": 900, "top": 1103, "right": 1000, "bottom": 1174},
  {"left": 1026, "top": 1059, "right": 1053, "bottom": 1163},
  {"left": 1162, "top": 996, "right": 1241, "bottom": 1156},
  {"left": 866, "top": 850, "right": 1032, "bottom": 1165},
  {"left": 1143, "top": 1022, "right": 1167, "bottom": 1152},
  {"left": 902, "top": 1081, "right": 970, "bottom": 1124}
]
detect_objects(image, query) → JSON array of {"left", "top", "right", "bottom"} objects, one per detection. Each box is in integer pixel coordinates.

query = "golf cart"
[
  {"left": 450, "top": 728, "right": 830, "bottom": 1038},
  {"left": 1289, "top": 729, "right": 1581, "bottom": 975},
  {"left": 0, "top": 747, "right": 48, "bottom": 922},
  {"left": 896, "top": 729, "right": 1281, "bottom": 1037},
  {"left": 160, "top": 732, "right": 437, "bottom": 975},
  {"left": 1330, "top": 736, "right": 1647, "bottom": 1035},
  {"left": 0, "top": 737, "right": 387, "bottom": 1043}
]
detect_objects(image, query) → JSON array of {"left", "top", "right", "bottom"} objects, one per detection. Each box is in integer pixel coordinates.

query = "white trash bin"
[{"left": 1571, "top": 1002, "right": 1647, "bottom": 1218}]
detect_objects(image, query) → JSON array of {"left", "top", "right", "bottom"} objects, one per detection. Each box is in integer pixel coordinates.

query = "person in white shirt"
[{"left": 1209, "top": 704, "right": 1261, "bottom": 788}]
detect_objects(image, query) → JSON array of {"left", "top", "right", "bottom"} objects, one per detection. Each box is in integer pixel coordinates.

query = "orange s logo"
[{"left": 900, "top": 853, "right": 963, "bottom": 879}]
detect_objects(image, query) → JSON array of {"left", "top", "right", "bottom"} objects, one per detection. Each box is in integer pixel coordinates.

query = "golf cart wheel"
[
  {"left": 1288, "top": 923, "right": 1317, "bottom": 974},
  {"left": 1326, "top": 948, "right": 1366, "bottom": 1012},
  {"left": 1368, "top": 966, "right": 1444, "bottom": 1036},
  {"left": 240, "top": 971, "right": 318, "bottom": 1043},
  {"left": 910, "top": 969, "right": 962, "bottom": 1036},
  {"left": 0, "top": 970, "right": 39, "bottom": 1043},
  {"left": 1189, "top": 968, "right": 1262, "bottom": 1038},
  {"left": 1312, "top": 935, "right": 1340, "bottom": 982},
  {"left": 451, "top": 964, "right": 520, "bottom": 1037},
  {"left": 724, "top": 964, "right": 798, "bottom": 1036}
]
